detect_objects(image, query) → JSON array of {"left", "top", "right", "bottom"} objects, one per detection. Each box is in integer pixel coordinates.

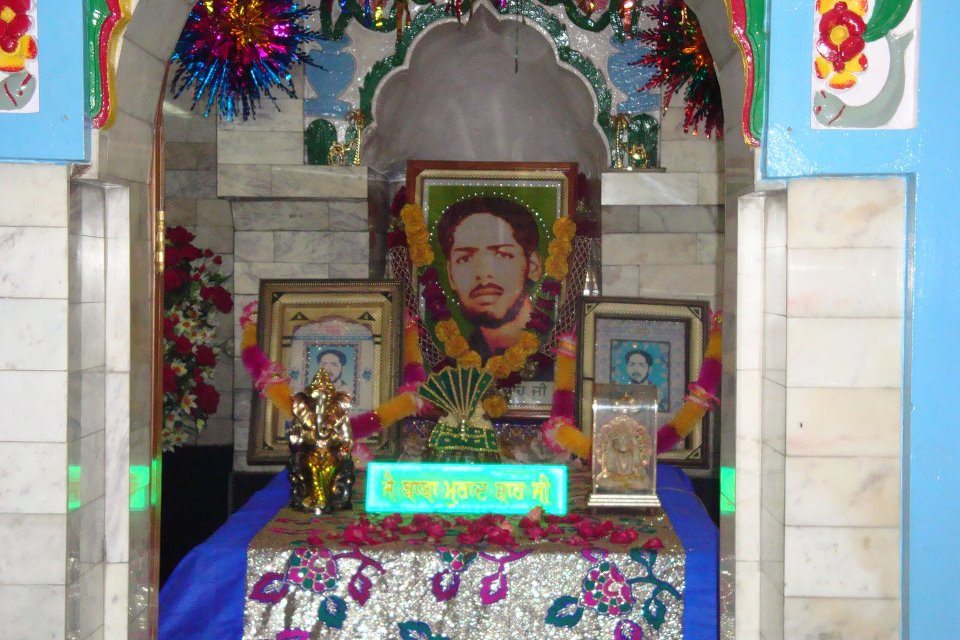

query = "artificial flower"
[
  {"left": 553, "top": 216, "right": 577, "bottom": 241},
  {"left": 481, "top": 394, "right": 508, "bottom": 418},
  {"left": 516, "top": 331, "right": 539, "bottom": 354},
  {"left": 503, "top": 347, "right": 527, "bottom": 370},
  {"left": 485, "top": 355, "right": 511, "bottom": 379},
  {"left": 444, "top": 334, "right": 470, "bottom": 358},
  {"left": 457, "top": 351, "right": 482, "bottom": 369},
  {"left": 815, "top": 1, "right": 867, "bottom": 73}
]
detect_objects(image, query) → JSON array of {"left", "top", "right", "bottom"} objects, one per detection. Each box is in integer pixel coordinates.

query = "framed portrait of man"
[
  {"left": 248, "top": 279, "right": 404, "bottom": 464},
  {"left": 577, "top": 297, "right": 715, "bottom": 475},
  {"left": 401, "top": 161, "right": 584, "bottom": 418}
]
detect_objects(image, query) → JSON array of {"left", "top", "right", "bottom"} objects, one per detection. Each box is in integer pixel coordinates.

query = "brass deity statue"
[{"left": 288, "top": 368, "right": 356, "bottom": 514}]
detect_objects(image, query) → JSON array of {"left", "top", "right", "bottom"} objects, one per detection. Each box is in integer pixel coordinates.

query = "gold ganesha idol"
[{"left": 288, "top": 368, "right": 356, "bottom": 514}]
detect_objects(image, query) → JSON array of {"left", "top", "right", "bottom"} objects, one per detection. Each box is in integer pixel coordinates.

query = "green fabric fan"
[{"left": 419, "top": 367, "right": 501, "bottom": 463}]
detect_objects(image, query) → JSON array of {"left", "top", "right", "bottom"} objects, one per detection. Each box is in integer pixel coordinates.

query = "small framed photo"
[
  {"left": 402, "top": 160, "right": 582, "bottom": 419},
  {"left": 578, "top": 297, "right": 714, "bottom": 473},
  {"left": 248, "top": 279, "right": 404, "bottom": 464}
]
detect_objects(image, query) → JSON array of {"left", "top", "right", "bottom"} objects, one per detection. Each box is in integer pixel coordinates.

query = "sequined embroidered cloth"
[{"left": 243, "top": 475, "right": 685, "bottom": 639}]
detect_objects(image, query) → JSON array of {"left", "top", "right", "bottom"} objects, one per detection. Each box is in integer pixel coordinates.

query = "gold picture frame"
[
  {"left": 248, "top": 279, "right": 404, "bottom": 465},
  {"left": 577, "top": 297, "right": 715, "bottom": 475}
]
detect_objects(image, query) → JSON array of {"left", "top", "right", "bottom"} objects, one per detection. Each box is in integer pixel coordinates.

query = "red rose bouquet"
[{"left": 162, "top": 225, "right": 233, "bottom": 450}]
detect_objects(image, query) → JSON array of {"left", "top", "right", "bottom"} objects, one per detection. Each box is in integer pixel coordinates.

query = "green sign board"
[{"left": 365, "top": 462, "right": 568, "bottom": 516}]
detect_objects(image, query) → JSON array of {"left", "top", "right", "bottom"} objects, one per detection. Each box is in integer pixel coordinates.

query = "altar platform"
[{"left": 159, "top": 464, "right": 717, "bottom": 639}]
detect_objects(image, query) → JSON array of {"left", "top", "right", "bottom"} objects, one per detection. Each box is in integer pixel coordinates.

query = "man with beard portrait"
[{"left": 436, "top": 196, "right": 544, "bottom": 362}]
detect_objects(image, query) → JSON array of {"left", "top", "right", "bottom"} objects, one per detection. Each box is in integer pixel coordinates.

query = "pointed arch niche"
[{"left": 361, "top": 3, "right": 611, "bottom": 177}]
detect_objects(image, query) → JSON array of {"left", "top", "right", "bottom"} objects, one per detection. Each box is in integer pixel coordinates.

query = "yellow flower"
[
  {"left": 485, "top": 355, "right": 511, "bottom": 379},
  {"left": 503, "top": 347, "right": 527, "bottom": 371},
  {"left": 517, "top": 331, "right": 539, "bottom": 354},
  {"left": 457, "top": 351, "right": 482, "bottom": 369},
  {"left": 400, "top": 204, "right": 425, "bottom": 229},
  {"left": 445, "top": 335, "right": 470, "bottom": 358},
  {"left": 409, "top": 244, "right": 435, "bottom": 267},
  {"left": 553, "top": 216, "right": 577, "bottom": 241},
  {"left": 482, "top": 394, "right": 509, "bottom": 418},
  {"left": 434, "top": 319, "right": 460, "bottom": 343},
  {"left": 549, "top": 238, "right": 572, "bottom": 258},
  {"left": 545, "top": 254, "right": 570, "bottom": 280}
]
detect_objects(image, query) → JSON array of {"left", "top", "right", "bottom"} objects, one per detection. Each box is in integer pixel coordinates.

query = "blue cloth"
[{"left": 159, "top": 464, "right": 718, "bottom": 639}]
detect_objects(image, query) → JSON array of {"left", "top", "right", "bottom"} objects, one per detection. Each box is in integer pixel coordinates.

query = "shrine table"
[{"left": 159, "top": 465, "right": 717, "bottom": 639}]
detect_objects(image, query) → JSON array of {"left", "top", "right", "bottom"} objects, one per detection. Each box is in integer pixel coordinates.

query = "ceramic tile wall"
[
  {"left": 164, "top": 92, "right": 235, "bottom": 446},
  {"left": 780, "top": 177, "right": 905, "bottom": 640},
  {"left": 0, "top": 164, "right": 71, "bottom": 638}
]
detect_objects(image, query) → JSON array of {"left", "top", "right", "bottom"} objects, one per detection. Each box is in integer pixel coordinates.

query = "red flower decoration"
[
  {"left": 194, "top": 344, "right": 217, "bottom": 367},
  {"left": 816, "top": 1, "right": 867, "bottom": 72},
  {"left": 166, "top": 225, "right": 195, "bottom": 247},
  {"left": 0, "top": 1, "right": 31, "bottom": 54},
  {"left": 162, "top": 366, "right": 178, "bottom": 394},
  {"left": 194, "top": 381, "right": 220, "bottom": 415}
]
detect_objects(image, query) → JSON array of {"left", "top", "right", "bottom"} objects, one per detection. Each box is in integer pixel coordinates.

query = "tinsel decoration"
[
  {"left": 632, "top": 0, "right": 723, "bottom": 138},
  {"left": 170, "top": 0, "right": 320, "bottom": 121}
]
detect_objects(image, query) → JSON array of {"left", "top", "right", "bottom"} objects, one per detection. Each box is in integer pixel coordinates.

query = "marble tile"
[
  {"left": 785, "top": 387, "right": 901, "bottom": 457},
  {"left": 636, "top": 205, "right": 723, "bottom": 233},
  {"left": 735, "top": 560, "right": 762, "bottom": 639},
  {"left": 635, "top": 264, "right": 718, "bottom": 299},
  {"left": 761, "top": 506, "right": 785, "bottom": 590},
  {"left": 67, "top": 497, "right": 105, "bottom": 576},
  {"left": 233, "top": 201, "right": 329, "bottom": 231},
  {"left": 104, "top": 562, "right": 129, "bottom": 639},
  {"left": 163, "top": 99, "right": 217, "bottom": 143},
  {"left": 234, "top": 392, "right": 252, "bottom": 422},
  {"left": 785, "top": 457, "right": 900, "bottom": 527},
  {"left": 783, "top": 597, "right": 900, "bottom": 639},
  {"left": 193, "top": 224, "right": 234, "bottom": 254},
  {"left": 763, "top": 313, "right": 786, "bottom": 386},
  {"left": 328, "top": 200, "right": 370, "bottom": 231},
  {"left": 788, "top": 248, "right": 904, "bottom": 318},
  {"left": 697, "top": 172, "right": 724, "bottom": 205},
  {"left": 233, "top": 262, "right": 330, "bottom": 295},
  {"left": 105, "top": 238, "right": 131, "bottom": 374},
  {"left": 164, "top": 142, "right": 201, "bottom": 171},
  {"left": 78, "top": 368, "right": 106, "bottom": 438},
  {"left": 74, "top": 183, "right": 106, "bottom": 238},
  {"left": 218, "top": 166, "right": 271, "bottom": 198},
  {"left": 113, "top": 41, "right": 165, "bottom": 130},
  {"left": 603, "top": 233, "right": 700, "bottom": 265},
  {"left": 784, "top": 526, "right": 900, "bottom": 598},
  {"left": 736, "top": 192, "right": 766, "bottom": 371},
  {"left": 196, "top": 198, "right": 233, "bottom": 227},
  {"left": 0, "top": 227, "right": 69, "bottom": 298},
  {"left": 234, "top": 232, "right": 275, "bottom": 263},
  {"left": 0, "top": 584, "right": 66, "bottom": 639},
  {"left": 764, "top": 191, "right": 787, "bottom": 249},
  {"left": 0, "top": 514, "right": 67, "bottom": 583},
  {"left": 661, "top": 140, "right": 723, "bottom": 173},
  {"left": 761, "top": 378, "right": 786, "bottom": 454},
  {"left": 165, "top": 198, "right": 197, "bottom": 227},
  {"left": 104, "top": 374, "right": 130, "bottom": 563},
  {"left": 0, "top": 371, "right": 68, "bottom": 441},
  {"left": 787, "top": 177, "right": 906, "bottom": 249},
  {"left": 696, "top": 233, "right": 722, "bottom": 265},
  {"left": 77, "top": 303, "right": 107, "bottom": 371},
  {"left": 735, "top": 370, "right": 761, "bottom": 562},
  {"left": 761, "top": 444, "right": 785, "bottom": 523},
  {"left": 601, "top": 206, "right": 639, "bottom": 233},
  {"left": 166, "top": 170, "right": 218, "bottom": 199},
  {"left": 271, "top": 165, "right": 369, "bottom": 199},
  {"left": 78, "top": 431, "right": 106, "bottom": 506},
  {"left": 759, "top": 570, "right": 784, "bottom": 640},
  {"left": 78, "top": 562, "right": 105, "bottom": 638},
  {"left": 764, "top": 246, "right": 786, "bottom": 316},
  {"left": 128, "top": 425, "right": 151, "bottom": 470},
  {"left": 217, "top": 131, "right": 303, "bottom": 165},
  {"left": 0, "top": 442, "right": 67, "bottom": 513},
  {"left": 101, "top": 112, "right": 153, "bottom": 184},
  {"left": 786, "top": 318, "right": 903, "bottom": 388},
  {"left": 600, "top": 171, "right": 698, "bottom": 206},
  {"left": 123, "top": 0, "right": 193, "bottom": 59},
  {"left": 0, "top": 164, "right": 69, "bottom": 227},
  {"left": 329, "top": 263, "right": 370, "bottom": 279},
  {"left": 75, "top": 235, "right": 106, "bottom": 304},
  {"left": 196, "top": 417, "right": 234, "bottom": 445},
  {"left": 600, "top": 265, "right": 639, "bottom": 297},
  {"left": 274, "top": 230, "right": 368, "bottom": 264}
]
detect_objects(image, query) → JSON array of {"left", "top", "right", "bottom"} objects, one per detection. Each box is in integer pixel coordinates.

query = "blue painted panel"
[
  {"left": 763, "top": 2, "right": 960, "bottom": 635},
  {"left": 0, "top": 2, "right": 89, "bottom": 163}
]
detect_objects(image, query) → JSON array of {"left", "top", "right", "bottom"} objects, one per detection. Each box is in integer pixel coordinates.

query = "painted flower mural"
[{"left": 814, "top": 0, "right": 869, "bottom": 89}]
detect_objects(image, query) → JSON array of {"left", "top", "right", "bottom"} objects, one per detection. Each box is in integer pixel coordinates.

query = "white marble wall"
[
  {"left": 600, "top": 109, "right": 725, "bottom": 315},
  {"left": 0, "top": 164, "right": 71, "bottom": 638},
  {"left": 164, "top": 92, "right": 236, "bottom": 446},
  {"left": 735, "top": 178, "right": 906, "bottom": 639}
]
